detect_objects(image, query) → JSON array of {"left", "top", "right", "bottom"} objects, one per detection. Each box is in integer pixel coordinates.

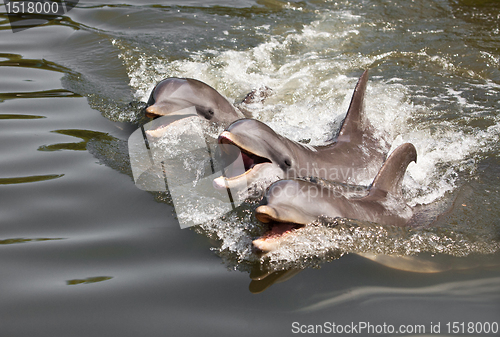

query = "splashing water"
[{"left": 108, "top": 4, "right": 500, "bottom": 268}]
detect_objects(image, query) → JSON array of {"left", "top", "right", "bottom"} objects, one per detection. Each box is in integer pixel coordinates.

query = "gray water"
[{"left": 1, "top": 0, "right": 499, "bottom": 336}]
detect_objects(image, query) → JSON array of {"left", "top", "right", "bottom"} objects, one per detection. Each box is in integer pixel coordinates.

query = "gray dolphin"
[
  {"left": 213, "top": 70, "right": 389, "bottom": 193},
  {"left": 253, "top": 142, "right": 417, "bottom": 252},
  {"left": 144, "top": 77, "right": 248, "bottom": 123}
]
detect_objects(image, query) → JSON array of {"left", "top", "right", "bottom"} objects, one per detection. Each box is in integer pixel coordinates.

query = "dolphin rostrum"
[
  {"left": 144, "top": 77, "right": 249, "bottom": 123},
  {"left": 213, "top": 70, "right": 389, "bottom": 194},
  {"left": 253, "top": 142, "right": 417, "bottom": 252}
]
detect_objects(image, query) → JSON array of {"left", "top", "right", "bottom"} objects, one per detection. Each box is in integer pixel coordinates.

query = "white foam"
[
  {"left": 119, "top": 7, "right": 500, "bottom": 265},
  {"left": 124, "top": 17, "right": 495, "bottom": 202}
]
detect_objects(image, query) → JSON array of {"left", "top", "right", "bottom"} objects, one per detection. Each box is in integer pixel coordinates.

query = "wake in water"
[{"left": 74, "top": 3, "right": 500, "bottom": 276}]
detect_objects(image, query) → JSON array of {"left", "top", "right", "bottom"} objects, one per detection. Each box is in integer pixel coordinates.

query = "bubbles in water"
[{"left": 116, "top": 6, "right": 500, "bottom": 267}]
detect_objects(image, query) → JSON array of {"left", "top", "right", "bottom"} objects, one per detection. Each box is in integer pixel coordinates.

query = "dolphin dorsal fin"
[
  {"left": 336, "top": 70, "right": 369, "bottom": 143},
  {"left": 368, "top": 143, "right": 417, "bottom": 197}
]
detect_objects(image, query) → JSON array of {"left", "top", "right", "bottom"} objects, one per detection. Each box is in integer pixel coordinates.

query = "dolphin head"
[
  {"left": 213, "top": 119, "right": 299, "bottom": 193},
  {"left": 253, "top": 179, "right": 342, "bottom": 252},
  {"left": 252, "top": 142, "right": 419, "bottom": 252},
  {"left": 144, "top": 78, "right": 241, "bottom": 123}
]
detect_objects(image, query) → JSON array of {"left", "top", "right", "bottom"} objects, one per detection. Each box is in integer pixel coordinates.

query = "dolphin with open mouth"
[
  {"left": 252, "top": 142, "right": 417, "bottom": 252},
  {"left": 213, "top": 70, "right": 389, "bottom": 194},
  {"left": 144, "top": 77, "right": 250, "bottom": 123}
]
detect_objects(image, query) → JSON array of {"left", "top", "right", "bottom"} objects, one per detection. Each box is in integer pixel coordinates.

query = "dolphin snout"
[
  {"left": 255, "top": 205, "right": 278, "bottom": 223},
  {"left": 218, "top": 131, "right": 233, "bottom": 144},
  {"left": 145, "top": 104, "right": 161, "bottom": 118}
]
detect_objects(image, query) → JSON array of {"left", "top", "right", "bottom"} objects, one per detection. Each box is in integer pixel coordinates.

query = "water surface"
[{"left": 1, "top": 0, "right": 499, "bottom": 336}]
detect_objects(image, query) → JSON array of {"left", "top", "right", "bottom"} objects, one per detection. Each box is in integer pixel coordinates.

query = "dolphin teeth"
[
  {"left": 252, "top": 222, "right": 304, "bottom": 253},
  {"left": 267, "top": 223, "right": 302, "bottom": 237}
]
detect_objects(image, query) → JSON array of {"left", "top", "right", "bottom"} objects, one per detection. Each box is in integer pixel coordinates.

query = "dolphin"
[
  {"left": 144, "top": 77, "right": 249, "bottom": 123},
  {"left": 253, "top": 142, "right": 417, "bottom": 252},
  {"left": 213, "top": 70, "right": 389, "bottom": 194}
]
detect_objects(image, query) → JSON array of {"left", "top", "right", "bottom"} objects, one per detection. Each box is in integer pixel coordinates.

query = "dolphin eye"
[
  {"left": 284, "top": 158, "right": 292, "bottom": 167},
  {"left": 196, "top": 106, "right": 214, "bottom": 120}
]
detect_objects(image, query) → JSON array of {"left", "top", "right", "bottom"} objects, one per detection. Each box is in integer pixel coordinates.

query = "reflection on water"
[
  {"left": 299, "top": 276, "right": 500, "bottom": 313},
  {"left": 0, "top": 114, "right": 46, "bottom": 119},
  {"left": 0, "top": 89, "right": 80, "bottom": 101},
  {"left": 0, "top": 53, "right": 71, "bottom": 73},
  {"left": 0, "top": 238, "right": 64, "bottom": 245},
  {"left": 38, "top": 129, "right": 117, "bottom": 152},
  {"left": 0, "top": 174, "right": 65, "bottom": 185},
  {"left": 41, "top": 0, "right": 500, "bottom": 285},
  {"left": 248, "top": 252, "right": 500, "bottom": 293},
  {"left": 66, "top": 276, "right": 113, "bottom": 286},
  {"left": 249, "top": 267, "right": 304, "bottom": 294}
]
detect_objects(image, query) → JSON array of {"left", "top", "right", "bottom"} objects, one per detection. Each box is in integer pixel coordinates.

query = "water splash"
[{"left": 108, "top": 5, "right": 500, "bottom": 268}]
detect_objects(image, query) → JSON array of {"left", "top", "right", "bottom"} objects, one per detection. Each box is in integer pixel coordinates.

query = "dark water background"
[{"left": 1, "top": 0, "right": 499, "bottom": 336}]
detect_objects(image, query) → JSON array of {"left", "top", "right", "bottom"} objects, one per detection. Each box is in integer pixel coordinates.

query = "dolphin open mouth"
[
  {"left": 144, "top": 103, "right": 163, "bottom": 119},
  {"left": 143, "top": 106, "right": 200, "bottom": 138},
  {"left": 145, "top": 112, "right": 158, "bottom": 119},
  {"left": 217, "top": 131, "right": 272, "bottom": 179},
  {"left": 252, "top": 205, "right": 306, "bottom": 252},
  {"left": 144, "top": 108, "right": 158, "bottom": 119},
  {"left": 143, "top": 104, "right": 170, "bottom": 137}
]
